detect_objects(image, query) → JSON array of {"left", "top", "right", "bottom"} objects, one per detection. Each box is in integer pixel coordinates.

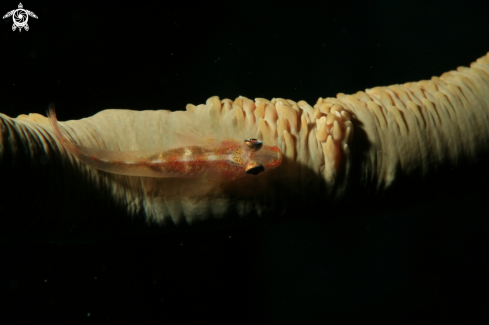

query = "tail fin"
[{"left": 46, "top": 105, "right": 82, "bottom": 156}]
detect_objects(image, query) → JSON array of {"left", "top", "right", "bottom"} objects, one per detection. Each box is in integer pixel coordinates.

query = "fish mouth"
[{"left": 262, "top": 146, "right": 283, "bottom": 168}]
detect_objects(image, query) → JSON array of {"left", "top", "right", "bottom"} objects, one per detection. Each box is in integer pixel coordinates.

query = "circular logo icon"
[{"left": 2, "top": 3, "right": 38, "bottom": 32}]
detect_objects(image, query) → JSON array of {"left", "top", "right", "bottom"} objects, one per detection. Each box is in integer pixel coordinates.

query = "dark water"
[{"left": 1, "top": 0, "right": 489, "bottom": 322}]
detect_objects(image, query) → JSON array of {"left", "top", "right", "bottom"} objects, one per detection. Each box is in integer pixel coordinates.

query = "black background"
[{"left": 1, "top": 0, "right": 489, "bottom": 323}]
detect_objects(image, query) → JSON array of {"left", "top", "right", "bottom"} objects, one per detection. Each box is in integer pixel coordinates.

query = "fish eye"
[
  {"left": 244, "top": 138, "right": 263, "bottom": 152},
  {"left": 245, "top": 161, "right": 265, "bottom": 175}
]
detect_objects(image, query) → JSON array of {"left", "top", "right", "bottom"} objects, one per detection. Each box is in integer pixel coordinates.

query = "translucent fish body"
[{"left": 47, "top": 108, "right": 282, "bottom": 181}]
